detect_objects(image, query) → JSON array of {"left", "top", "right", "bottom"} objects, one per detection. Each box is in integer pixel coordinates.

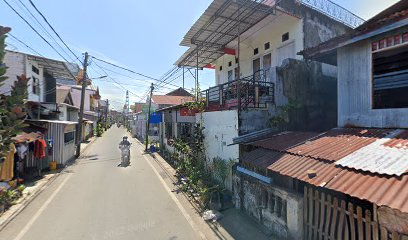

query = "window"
[
  {"left": 227, "top": 70, "right": 233, "bottom": 82},
  {"left": 219, "top": 66, "right": 223, "bottom": 71},
  {"left": 282, "top": 32, "right": 289, "bottom": 42},
  {"left": 64, "top": 131, "right": 75, "bottom": 144},
  {"left": 228, "top": 61, "right": 232, "bottom": 67},
  {"left": 372, "top": 44, "right": 408, "bottom": 109},
  {"left": 32, "top": 65, "right": 39, "bottom": 75},
  {"left": 253, "top": 48, "right": 259, "bottom": 55},
  {"left": 264, "top": 42, "right": 270, "bottom": 50},
  {"left": 32, "top": 77, "right": 39, "bottom": 95}
]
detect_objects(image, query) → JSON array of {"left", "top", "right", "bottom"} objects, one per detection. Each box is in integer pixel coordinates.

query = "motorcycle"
[{"left": 119, "top": 143, "right": 131, "bottom": 167}]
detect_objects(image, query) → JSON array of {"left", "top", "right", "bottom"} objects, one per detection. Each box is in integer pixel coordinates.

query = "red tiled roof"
[{"left": 151, "top": 95, "right": 194, "bottom": 106}]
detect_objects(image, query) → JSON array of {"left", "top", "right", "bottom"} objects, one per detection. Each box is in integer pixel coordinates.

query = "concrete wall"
[
  {"left": 239, "top": 59, "right": 338, "bottom": 134},
  {"left": 239, "top": 109, "right": 270, "bottom": 135},
  {"left": 274, "top": 59, "right": 338, "bottom": 131},
  {"left": 198, "top": 110, "right": 239, "bottom": 190},
  {"left": 199, "top": 110, "right": 239, "bottom": 163},
  {"left": 301, "top": 5, "right": 350, "bottom": 49},
  {"left": 233, "top": 171, "right": 303, "bottom": 239},
  {"left": 337, "top": 40, "right": 408, "bottom": 128}
]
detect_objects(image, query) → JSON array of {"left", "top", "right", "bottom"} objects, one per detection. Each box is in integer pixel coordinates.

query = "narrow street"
[{"left": 0, "top": 126, "right": 200, "bottom": 240}]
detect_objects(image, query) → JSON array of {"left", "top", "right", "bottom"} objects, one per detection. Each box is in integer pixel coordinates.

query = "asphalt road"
[{"left": 0, "top": 126, "right": 200, "bottom": 240}]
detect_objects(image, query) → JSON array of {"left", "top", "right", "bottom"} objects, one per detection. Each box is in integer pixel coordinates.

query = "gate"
[{"left": 303, "top": 187, "right": 404, "bottom": 240}]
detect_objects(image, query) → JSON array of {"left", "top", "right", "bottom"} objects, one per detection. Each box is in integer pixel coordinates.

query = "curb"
[{"left": 0, "top": 135, "right": 98, "bottom": 231}]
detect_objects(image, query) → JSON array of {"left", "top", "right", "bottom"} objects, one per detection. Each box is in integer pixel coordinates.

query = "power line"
[
  {"left": 2, "top": 0, "right": 76, "bottom": 71},
  {"left": 27, "top": 0, "right": 83, "bottom": 65},
  {"left": 13, "top": 0, "right": 79, "bottom": 65},
  {"left": 91, "top": 61, "right": 142, "bottom": 98},
  {"left": 91, "top": 56, "right": 160, "bottom": 82}
]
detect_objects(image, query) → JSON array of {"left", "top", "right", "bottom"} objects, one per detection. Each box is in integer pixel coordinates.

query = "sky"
[{"left": 0, "top": 0, "right": 400, "bottom": 110}]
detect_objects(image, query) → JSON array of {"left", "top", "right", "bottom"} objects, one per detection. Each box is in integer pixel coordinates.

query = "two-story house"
[
  {"left": 232, "top": 1, "right": 408, "bottom": 239},
  {"left": 173, "top": 0, "right": 361, "bottom": 192},
  {"left": 3, "top": 50, "right": 80, "bottom": 166}
]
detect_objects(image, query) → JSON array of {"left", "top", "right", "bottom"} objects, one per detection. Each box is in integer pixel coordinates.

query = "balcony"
[{"left": 201, "top": 69, "right": 275, "bottom": 111}]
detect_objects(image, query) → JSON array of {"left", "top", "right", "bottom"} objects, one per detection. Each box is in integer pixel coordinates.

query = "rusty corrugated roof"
[
  {"left": 286, "top": 128, "right": 392, "bottom": 162},
  {"left": 249, "top": 131, "right": 321, "bottom": 152},
  {"left": 325, "top": 170, "right": 408, "bottom": 213},
  {"left": 241, "top": 127, "right": 408, "bottom": 213},
  {"left": 383, "top": 130, "right": 408, "bottom": 149}
]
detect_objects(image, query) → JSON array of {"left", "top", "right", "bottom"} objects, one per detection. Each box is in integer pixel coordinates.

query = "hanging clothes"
[
  {"left": 34, "top": 139, "right": 47, "bottom": 159},
  {"left": 0, "top": 143, "right": 16, "bottom": 181},
  {"left": 16, "top": 143, "right": 28, "bottom": 159}
]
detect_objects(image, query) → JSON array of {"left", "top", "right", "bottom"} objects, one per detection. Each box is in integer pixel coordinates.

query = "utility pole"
[
  {"left": 182, "top": 66, "right": 185, "bottom": 89},
  {"left": 75, "top": 52, "right": 89, "bottom": 157},
  {"left": 105, "top": 99, "right": 109, "bottom": 127},
  {"left": 145, "top": 83, "right": 154, "bottom": 152}
]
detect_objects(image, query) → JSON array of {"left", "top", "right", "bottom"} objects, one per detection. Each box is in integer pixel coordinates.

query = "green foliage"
[
  {"left": 0, "top": 26, "right": 28, "bottom": 153},
  {"left": 268, "top": 99, "right": 300, "bottom": 129},
  {"left": 210, "top": 157, "right": 235, "bottom": 187},
  {"left": 183, "top": 100, "right": 206, "bottom": 113},
  {"left": 96, "top": 123, "right": 104, "bottom": 137}
]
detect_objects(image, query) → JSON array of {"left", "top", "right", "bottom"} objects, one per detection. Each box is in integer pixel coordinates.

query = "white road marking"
[
  {"left": 14, "top": 173, "right": 73, "bottom": 240},
  {"left": 141, "top": 153, "right": 207, "bottom": 240}
]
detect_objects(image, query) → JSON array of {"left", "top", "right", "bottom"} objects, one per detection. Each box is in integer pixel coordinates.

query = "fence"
[{"left": 304, "top": 187, "right": 405, "bottom": 240}]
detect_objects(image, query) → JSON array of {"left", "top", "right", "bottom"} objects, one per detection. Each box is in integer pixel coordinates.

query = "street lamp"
[{"left": 90, "top": 75, "right": 107, "bottom": 80}]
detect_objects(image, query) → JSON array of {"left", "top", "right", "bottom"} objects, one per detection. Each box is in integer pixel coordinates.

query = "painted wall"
[
  {"left": 70, "top": 87, "right": 93, "bottom": 111},
  {"left": 337, "top": 40, "right": 408, "bottom": 128},
  {"left": 197, "top": 110, "right": 239, "bottom": 191},
  {"left": 199, "top": 110, "right": 239, "bottom": 163},
  {"left": 215, "top": 13, "right": 303, "bottom": 85},
  {"left": 3, "top": 51, "right": 25, "bottom": 95}
]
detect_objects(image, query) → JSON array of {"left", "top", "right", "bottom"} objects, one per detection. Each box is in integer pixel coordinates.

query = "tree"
[{"left": 0, "top": 26, "right": 28, "bottom": 154}]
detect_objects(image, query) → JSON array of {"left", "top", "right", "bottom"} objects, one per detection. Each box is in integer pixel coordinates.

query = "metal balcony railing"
[{"left": 201, "top": 69, "right": 275, "bottom": 111}]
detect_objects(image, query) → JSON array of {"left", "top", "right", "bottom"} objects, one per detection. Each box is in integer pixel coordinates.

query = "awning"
[
  {"left": 175, "top": 0, "right": 277, "bottom": 67},
  {"left": 26, "top": 54, "right": 77, "bottom": 80}
]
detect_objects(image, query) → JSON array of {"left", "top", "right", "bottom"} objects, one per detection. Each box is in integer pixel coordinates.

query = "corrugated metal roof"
[
  {"left": 325, "top": 170, "right": 408, "bottom": 213},
  {"left": 232, "top": 128, "right": 278, "bottom": 145},
  {"left": 241, "top": 127, "right": 408, "bottom": 213},
  {"left": 176, "top": 0, "right": 276, "bottom": 67},
  {"left": 267, "top": 154, "right": 342, "bottom": 187},
  {"left": 249, "top": 131, "right": 321, "bottom": 151},
  {"left": 336, "top": 129, "right": 408, "bottom": 176},
  {"left": 286, "top": 128, "right": 392, "bottom": 161},
  {"left": 383, "top": 130, "right": 408, "bottom": 149}
]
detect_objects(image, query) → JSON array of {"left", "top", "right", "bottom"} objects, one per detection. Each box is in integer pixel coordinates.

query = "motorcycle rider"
[{"left": 119, "top": 136, "right": 131, "bottom": 166}]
